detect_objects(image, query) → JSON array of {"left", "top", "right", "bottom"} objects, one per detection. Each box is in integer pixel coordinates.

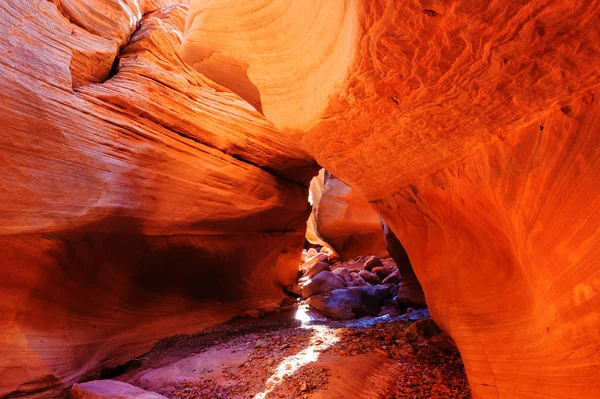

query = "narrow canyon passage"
[
  {"left": 73, "top": 252, "right": 471, "bottom": 399},
  {"left": 1, "top": 0, "right": 600, "bottom": 399}
]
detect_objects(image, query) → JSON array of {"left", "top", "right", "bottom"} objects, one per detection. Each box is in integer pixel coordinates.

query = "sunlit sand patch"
[{"left": 253, "top": 308, "right": 338, "bottom": 398}]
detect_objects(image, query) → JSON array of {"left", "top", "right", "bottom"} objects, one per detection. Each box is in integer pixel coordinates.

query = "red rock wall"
[
  {"left": 374, "top": 97, "right": 600, "bottom": 398},
  {"left": 184, "top": 1, "right": 600, "bottom": 398},
  {"left": 0, "top": 2, "right": 317, "bottom": 397},
  {"left": 2, "top": 0, "right": 600, "bottom": 397},
  {"left": 310, "top": 172, "right": 388, "bottom": 259}
]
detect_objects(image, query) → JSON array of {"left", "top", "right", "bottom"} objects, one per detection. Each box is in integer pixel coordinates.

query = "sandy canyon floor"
[{"left": 106, "top": 306, "right": 471, "bottom": 399}]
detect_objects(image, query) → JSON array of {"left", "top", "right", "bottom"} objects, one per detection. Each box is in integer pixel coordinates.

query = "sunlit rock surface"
[
  {"left": 2, "top": 0, "right": 600, "bottom": 398},
  {"left": 307, "top": 170, "right": 387, "bottom": 259},
  {"left": 185, "top": 1, "right": 600, "bottom": 398},
  {"left": 182, "top": 0, "right": 358, "bottom": 130},
  {"left": 0, "top": 1, "right": 317, "bottom": 397},
  {"left": 70, "top": 380, "right": 168, "bottom": 399},
  {"left": 305, "top": 169, "right": 336, "bottom": 254}
]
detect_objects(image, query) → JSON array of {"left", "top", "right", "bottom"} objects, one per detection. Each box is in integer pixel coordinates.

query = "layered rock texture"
[
  {"left": 185, "top": 1, "right": 600, "bottom": 398},
  {"left": 307, "top": 170, "right": 388, "bottom": 259},
  {"left": 0, "top": 1, "right": 317, "bottom": 397},
  {"left": 3, "top": 0, "right": 600, "bottom": 398}
]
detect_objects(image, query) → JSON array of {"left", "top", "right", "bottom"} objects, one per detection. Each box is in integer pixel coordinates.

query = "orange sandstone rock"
[
  {"left": 0, "top": 2, "right": 317, "bottom": 397},
  {"left": 310, "top": 172, "right": 388, "bottom": 259},
  {"left": 184, "top": 1, "right": 600, "bottom": 398}
]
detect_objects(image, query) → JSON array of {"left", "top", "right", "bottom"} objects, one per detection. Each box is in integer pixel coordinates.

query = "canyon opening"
[{"left": 1, "top": 1, "right": 599, "bottom": 399}]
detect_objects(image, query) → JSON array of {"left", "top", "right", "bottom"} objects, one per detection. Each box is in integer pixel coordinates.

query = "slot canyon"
[{"left": 1, "top": 0, "right": 599, "bottom": 398}]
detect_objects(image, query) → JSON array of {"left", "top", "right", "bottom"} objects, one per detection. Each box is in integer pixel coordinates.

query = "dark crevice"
[
  {"left": 422, "top": 9, "right": 441, "bottom": 17},
  {"left": 47, "top": 0, "right": 148, "bottom": 88},
  {"left": 59, "top": 4, "right": 312, "bottom": 187},
  {"left": 228, "top": 153, "right": 308, "bottom": 188},
  {"left": 97, "top": 359, "right": 142, "bottom": 381},
  {"left": 561, "top": 105, "right": 574, "bottom": 117},
  {"left": 59, "top": 91, "right": 311, "bottom": 189},
  {"left": 106, "top": 57, "right": 120, "bottom": 81}
]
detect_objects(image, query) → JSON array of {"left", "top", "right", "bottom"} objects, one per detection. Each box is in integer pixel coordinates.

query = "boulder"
[
  {"left": 301, "top": 271, "right": 347, "bottom": 298},
  {"left": 352, "top": 276, "right": 368, "bottom": 287},
  {"left": 70, "top": 380, "right": 167, "bottom": 399},
  {"left": 358, "top": 270, "right": 381, "bottom": 285},
  {"left": 382, "top": 269, "right": 402, "bottom": 285},
  {"left": 306, "top": 248, "right": 318, "bottom": 259},
  {"left": 362, "top": 256, "right": 383, "bottom": 272},
  {"left": 353, "top": 277, "right": 368, "bottom": 287},
  {"left": 327, "top": 251, "right": 341, "bottom": 264},
  {"left": 378, "top": 299, "right": 402, "bottom": 317},
  {"left": 302, "top": 253, "right": 329, "bottom": 269},
  {"left": 306, "top": 285, "right": 397, "bottom": 320},
  {"left": 371, "top": 266, "right": 391, "bottom": 279},
  {"left": 332, "top": 267, "right": 352, "bottom": 283},
  {"left": 300, "top": 250, "right": 308, "bottom": 264},
  {"left": 395, "top": 281, "right": 427, "bottom": 309},
  {"left": 304, "top": 261, "right": 331, "bottom": 279}
]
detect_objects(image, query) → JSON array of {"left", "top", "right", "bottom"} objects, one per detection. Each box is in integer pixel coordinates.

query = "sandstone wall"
[
  {"left": 185, "top": 1, "right": 600, "bottom": 397},
  {"left": 374, "top": 98, "right": 600, "bottom": 398},
  {"left": 309, "top": 172, "right": 388, "bottom": 259},
  {"left": 0, "top": 2, "right": 317, "bottom": 397}
]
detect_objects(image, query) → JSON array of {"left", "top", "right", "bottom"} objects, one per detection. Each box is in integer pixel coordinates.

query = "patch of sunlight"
[
  {"left": 295, "top": 303, "right": 313, "bottom": 324},
  {"left": 308, "top": 188, "right": 314, "bottom": 206},
  {"left": 295, "top": 302, "right": 327, "bottom": 324},
  {"left": 253, "top": 322, "right": 338, "bottom": 399}
]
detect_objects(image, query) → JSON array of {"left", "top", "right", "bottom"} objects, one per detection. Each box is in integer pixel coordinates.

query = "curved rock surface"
[
  {"left": 2, "top": 0, "right": 600, "bottom": 398},
  {"left": 182, "top": 0, "right": 358, "bottom": 130},
  {"left": 308, "top": 171, "right": 388, "bottom": 259},
  {"left": 305, "top": 169, "right": 337, "bottom": 254},
  {"left": 70, "top": 380, "right": 168, "bottom": 399},
  {"left": 185, "top": 1, "right": 600, "bottom": 398},
  {"left": 382, "top": 222, "right": 426, "bottom": 308},
  {"left": 0, "top": 1, "right": 317, "bottom": 397}
]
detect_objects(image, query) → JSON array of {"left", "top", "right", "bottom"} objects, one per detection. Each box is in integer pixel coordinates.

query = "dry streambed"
[{"left": 72, "top": 308, "right": 471, "bottom": 399}]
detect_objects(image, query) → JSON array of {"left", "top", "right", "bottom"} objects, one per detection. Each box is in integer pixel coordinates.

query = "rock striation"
[
  {"left": 1, "top": 0, "right": 600, "bottom": 398},
  {"left": 185, "top": 1, "right": 600, "bottom": 398},
  {"left": 0, "top": 1, "right": 317, "bottom": 397}
]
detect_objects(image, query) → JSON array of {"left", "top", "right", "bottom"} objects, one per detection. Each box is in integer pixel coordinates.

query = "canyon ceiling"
[{"left": 1, "top": 0, "right": 599, "bottom": 398}]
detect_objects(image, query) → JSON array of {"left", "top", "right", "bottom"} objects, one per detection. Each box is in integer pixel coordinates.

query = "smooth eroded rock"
[
  {"left": 70, "top": 380, "right": 167, "bottom": 399},
  {"left": 307, "top": 172, "right": 388, "bottom": 259},
  {"left": 382, "top": 269, "right": 402, "bottom": 285},
  {"left": 304, "top": 261, "right": 331, "bottom": 279},
  {"left": 184, "top": 2, "right": 600, "bottom": 397},
  {"left": 358, "top": 270, "right": 381, "bottom": 285},
  {"left": 362, "top": 256, "right": 384, "bottom": 272},
  {"left": 0, "top": 2, "right": 317, "bottom": 397},
  {"left": 307, "top": 285, "right": 397, "bottom": 320},
  {"left": 371, "top": 266, "right": 391, "bottom": 279},
  {"left": 301, "top": 271, "right": 347, "bottom": 299}
]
